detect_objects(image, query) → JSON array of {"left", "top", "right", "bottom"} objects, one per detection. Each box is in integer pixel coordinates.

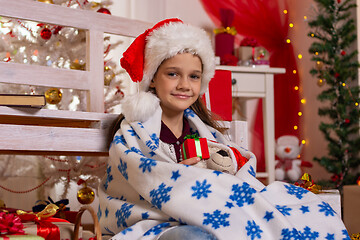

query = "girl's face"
[{"left": 150, "top": 53, "right": 202, "bottom": 116}]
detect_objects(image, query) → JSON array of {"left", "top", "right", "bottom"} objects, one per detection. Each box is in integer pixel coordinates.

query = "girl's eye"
[
  {"left": 190, "top": 74, "right": 201, "bottom": 80},
  {"left": 168, "top": 72, "right": 177, "bottom": 77}
]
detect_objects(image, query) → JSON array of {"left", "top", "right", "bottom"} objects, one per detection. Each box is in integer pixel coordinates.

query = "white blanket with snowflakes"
[{"left": 98, "top": 107, "right": 349, "bottom": 240}]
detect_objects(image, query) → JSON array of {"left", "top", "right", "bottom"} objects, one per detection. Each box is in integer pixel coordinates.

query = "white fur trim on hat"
[
  {"left": 141, "top": 21, "right": 215, "bottom": 94},
  {"left": 121, "top": 92, "right": 160, "bottom": 123}
]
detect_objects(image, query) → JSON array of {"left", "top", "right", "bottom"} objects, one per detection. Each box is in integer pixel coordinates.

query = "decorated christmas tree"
[
  {"left": 308, "top": 0, "right": 360, "bottom": 188},
  {"left": 0, "top": 0, "right": 126, "bottom": 200}
]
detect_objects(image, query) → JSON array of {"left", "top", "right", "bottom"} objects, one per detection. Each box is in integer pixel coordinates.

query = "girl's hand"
[{"left": 179, "top": 157, "right": 201, "bottom": 165}]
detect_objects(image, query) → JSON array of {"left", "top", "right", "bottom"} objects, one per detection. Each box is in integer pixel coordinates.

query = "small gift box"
[
  {"left": 181, "top": 134, "right": 210, "bottom": 160},
  {"left": 22, "top": 220, "right": 81, "bottom": 240},
  {"left": 17, "top": 204, "right": 82, "bottom": 240}
]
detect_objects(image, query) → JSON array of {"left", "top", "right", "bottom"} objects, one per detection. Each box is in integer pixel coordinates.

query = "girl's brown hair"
[{"left": 190, "top": 97, "right": 226, "bottom": 134}]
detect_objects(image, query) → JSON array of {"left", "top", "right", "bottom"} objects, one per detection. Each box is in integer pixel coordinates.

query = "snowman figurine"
[{"left": 275, "top": 135, "right": 312, "bottom": 182}]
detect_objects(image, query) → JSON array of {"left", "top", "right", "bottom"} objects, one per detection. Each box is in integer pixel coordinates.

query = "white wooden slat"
[
  {"left": 0, "top": 62, "right": 90, "bottom": 90},
  {"left": 0, "top": 0, "right": 152, "bottom": 37},
  {"left": 87, "top": 30, "right": 105, "bottom": 112},
  {"left": 0, "top": 124, "right": 110, "bottom": 154},
  {"left": 0, "top": 106, "right": 118, "bottom": 121}
]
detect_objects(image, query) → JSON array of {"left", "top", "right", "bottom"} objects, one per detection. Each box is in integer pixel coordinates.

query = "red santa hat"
[{"left": 120, "top": 18, "right": 215, "bottom": 122}]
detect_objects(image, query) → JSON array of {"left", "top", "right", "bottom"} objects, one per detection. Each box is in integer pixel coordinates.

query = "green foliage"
[{"left": 308, "top": 0, "right": 360, "bottom": 189}]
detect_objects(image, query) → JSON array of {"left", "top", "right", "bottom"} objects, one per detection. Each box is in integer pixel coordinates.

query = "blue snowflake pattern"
[
  {"left": 139, "top": 195, "right": 145, "bottom": 201},
  {"left": 137, "top": 122, "right": 144, "bottom": 128},
  {"left": 142, "top": 212, "right": 149, "bottom": 219},
  {"left": 124, "top": 147, "right": 144, "bottom": 156},
  {"left": 150, "top": 183, "right": 173, "bottom": 210},
  {"left": 184, "top": 108, "right": 195, "bottom": 118},
  {"left": 225, "top": 201, "right": 234, "bottom": 209},
  {"left": 139, "top": 157, "right": 157, "bottom": 173},
  {"left": 245, "top": 220, "right": 263, "bottom": 240},
  {"left": 121, "top": 227, "right": 133, "bottom": 235},
  {"left": 342, "top": 229, "right": 350, "bottom": 239},
  {"left": 299, "top": 226, "right": 319, "bottom": 239},
  {"left": 191, "top": 179, "right": 212, "bottom": 199},
  {"left": 248, "top": 165, "right": 256, "bottom": 177},
  {"left": 127, "top": 128, "right": 140, "bottom": 139},
  {"left": 300, "top": 205, "right": 310, "bottom": 214},
  {"left": 118, "top": 158, "right": 128, "bottom": 180},
  {"left": 264, "top": 211, "right": 274, "bottom": 222},
  {"left": 203, "top": 209, "right": 230, "bottom": 229},
  {"left": 325, "top": 233, "right": 335, "bottom": 240},
  {"left": 145, "top": 133, "right": 159, "bottom": 152},
  {"left": 318, "top": 201, "right": 336, "bottom": 217},
  {"left": 213, "top": 170, "right": 223, "bottom": 176},
  {"left": 113, "top": 135, "right": 127, "bottom": 146},
  {"left": 148, "top": 151, "right": 156, "bottom": 157},
  {"left": 143, "top": 222, "right": 171, "bottom": 236},
  {"left": 104, "top": 166, "right": 113, "bottom": 190},
  {"left": 285, "top": 184, "right": 309, "bottom": 200},
  {"left": 171, "top": 170, "right": 181, "bottom": 181},
  {"left": 211, "top": 131, "right": 217, "bottom": 139},
  {"left": 280, "top": 228, "right": 302, "bottom": 240},
  {"left": 97, "top": 205, "right": 102, "bottom": 220},
  {"left": 105, "top": 208, "right": 109, "bottom": 218},
  {"left": 229, "top": 182, "right": 256, "bottom": 207},
  {"left": 115, "top": 203, "right": 134, "bottom": 228},
  {"left": 276, "top": 205, "right": 292, "bottom": 216}
]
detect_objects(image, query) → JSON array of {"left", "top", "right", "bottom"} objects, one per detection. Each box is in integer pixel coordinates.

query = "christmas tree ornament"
[
  {"left": 40, "top": 27, "right": 52, "bottom": 40},
  {"left": 104, "top": 66, "right": 115, "bottom": 86},
  {"left": 317, "top": 79, "right": 325, "bottom": 87},
  {"left": 77, "top": 180, "right": 95, "bottom": 205},
  {"left": 344, "top": 118, "right": 350, "bottom": 124},
  {"left": 45, "top": 87, "right": 62, "bottom": 104},
  {"left": 315, "top": 61, "right": 323, "bottom": 70},
  {"left": 337, "top": 0, "right": 341, "bottom": 3},
  {"left": 97, "top": 8, "right": 111, "bottom": 15},
  {"left": 70, "top": 60, "right": 86, "bottom": 70},
  {"left": 37, "top": 0, "right": 54, "bottom": 4},
  {"left": 341, "top": 50, "right": 346, "bottom": 56}
]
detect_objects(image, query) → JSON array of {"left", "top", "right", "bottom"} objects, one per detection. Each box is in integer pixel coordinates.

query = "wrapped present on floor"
[
  {"left": 181, "top": 134, "right": 210, "bottom": 160},
  {"left": 0, "top": 211, "right": 44, "bottom": 240},
  {"left": 22, "top": 219, "right": 81, "bottom": 240},
  {"left": 16, "top": 204, "right": 82, "bottom": 240},
  {"left": 343, "top": 184, "right": 360, "bottom": 235}
]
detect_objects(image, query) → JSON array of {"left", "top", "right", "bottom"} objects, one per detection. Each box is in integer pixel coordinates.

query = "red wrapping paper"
[{"left": 181, "top": 138, "right": 210, "bottom": 160}]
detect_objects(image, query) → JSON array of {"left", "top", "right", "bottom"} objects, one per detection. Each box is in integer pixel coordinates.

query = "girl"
[{"left": 98, "top": 18, "right": 349, "bottom": 240}]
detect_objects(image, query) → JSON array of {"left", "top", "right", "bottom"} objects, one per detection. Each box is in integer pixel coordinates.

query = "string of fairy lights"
[{"left": 283, "top": 9, "right": 307, "bottom": 146}]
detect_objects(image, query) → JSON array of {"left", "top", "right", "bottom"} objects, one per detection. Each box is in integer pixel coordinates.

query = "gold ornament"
[
  {"left": 317, "top": 79, "right": 325, "bottom": 87},
  {"left": 45, "top": 87, "right": 62, "bottom": 104},
  {"left": 0, "top": 199, "right": 6, "bottom": 209},
  {"left": 38, "top": 0, "right": 54, "bottom": 4},
  {"left": 104, "top": 66, "right": 115, "bottom": 86},
  {"left": 315, "top": 61, "right": 323, "bottom": 70},
  {"left": 70, "top": 60, "right": 86, "bottom": 70},
  {"left": 77, "top": 186, "right": 95, "bottom": 204}
]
